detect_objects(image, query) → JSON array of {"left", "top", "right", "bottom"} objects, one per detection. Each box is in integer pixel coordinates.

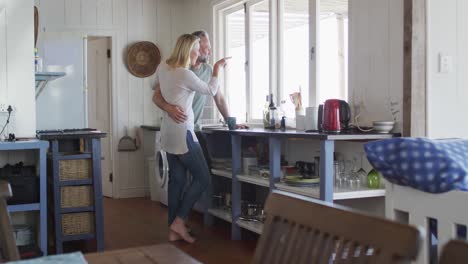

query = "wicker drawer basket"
[
  {"left": 61, "top": 186, "right": 94, "bottom": 208},
  {"left": 62, "top": 212, "right": 95, "bottom": 236},
  {"left": 59, "top": 159, "right": 92, "bottom": 181}
]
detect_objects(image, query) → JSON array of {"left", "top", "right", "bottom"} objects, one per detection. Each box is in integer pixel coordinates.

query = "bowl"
[{"left": 372, "top": 121, "right": 395, "bottom": 133}]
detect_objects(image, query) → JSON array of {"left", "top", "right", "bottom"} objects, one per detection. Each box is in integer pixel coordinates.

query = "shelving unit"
[
  {"left": 1, "top": 139, "right": 49, "bottom": 256},
  {"left": 35, "top": 72, "right": 66, "bottom": 99},
  {"left": 211, "top": 169, "right": 232, "bottom": 179},
  {"left": 37, "top": 130, "right": 106, "bottom": 254},
  {"left": 237, "top": 174, "right": 269, "bottom": 188},
  {"left": 236, "top": 219, "right": 263, "bottom": 235},
  {"left": 203, "top": 127, "right": 398, "bottom": 240},
  {"left": 208, "top": 208, "right": 232, "bottom": 223}
]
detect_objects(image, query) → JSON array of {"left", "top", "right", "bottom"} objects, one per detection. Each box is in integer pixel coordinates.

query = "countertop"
[
  {"left": 202, "top": 127, "right": 400, "bottom": 141},
  {"left": 140, "top": 125, "right": 160, "bottom": 131}
]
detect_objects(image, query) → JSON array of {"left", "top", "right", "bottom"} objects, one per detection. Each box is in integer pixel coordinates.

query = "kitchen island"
[{"left": 202, "top": 127, "right": 399, "bottom": 240}]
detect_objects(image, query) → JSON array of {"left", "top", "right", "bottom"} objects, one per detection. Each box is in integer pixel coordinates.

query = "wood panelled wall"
[
  {"left": 427, "top": 0, "right": 468, "bottom": 138},
  {"left": 35, "top": 0, "right": 178, "bottom": 198}
]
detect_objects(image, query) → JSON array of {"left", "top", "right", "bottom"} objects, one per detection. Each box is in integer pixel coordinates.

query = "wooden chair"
[
  {"left": 439, "top": 240, "right": 468, "bottom": 264},
  {"left": 253, "top": 191, "right": 423, "bottom": 264},
  {"left": 0, "top": 181, "right": 20, "bottom": 261}
]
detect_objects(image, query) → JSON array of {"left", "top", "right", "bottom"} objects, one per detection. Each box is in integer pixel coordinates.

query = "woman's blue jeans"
[{"left": 166, "top": 131, "right": 210, "bottom": 225}]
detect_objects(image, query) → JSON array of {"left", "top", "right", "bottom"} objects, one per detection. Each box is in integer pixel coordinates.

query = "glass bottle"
[
  {"left": 263, "top": 95, "right": 270, "bottom": 128},
  {"left": 367, "top": 169, "right": 381, "bottom": 189}
]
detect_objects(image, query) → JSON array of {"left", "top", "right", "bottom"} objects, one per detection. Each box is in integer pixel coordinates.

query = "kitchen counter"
[
  {"left": 203, "top": 127, "right": 400, "bottom": 141},
  {"left": 202, "top": 126, "right": 400, "bottom": 240},
  {"left": 140, "top": 125, "right": 160, "bottom": 131}
]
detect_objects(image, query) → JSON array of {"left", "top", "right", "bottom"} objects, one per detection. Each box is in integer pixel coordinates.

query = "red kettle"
[{"left": 322, "top": 99, "right": 351, "bottom": 133}]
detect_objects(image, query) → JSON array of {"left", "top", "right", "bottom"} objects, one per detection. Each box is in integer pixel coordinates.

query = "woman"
[{"left": 154, "top": 34, "right": 229, "bottom": 243}]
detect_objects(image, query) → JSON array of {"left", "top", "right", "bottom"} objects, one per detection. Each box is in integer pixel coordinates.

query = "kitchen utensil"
[
  {"left": 118, "top": 127, "right": 137, "bottom": 152},
  {"left": 356, "top": 153, "right": 367, "bottom": 187},
  {"left": 242, "top": 157, "right": 257, "bottom": 175},
  {"left": 322, "top": 99, "right": 351, "bottom": 133},
  {"left": 305, "top": 106, "right": 319, "bottom": 131},
  {"left": 372, "top": 121, "right": 395, "bottom": 133},
  {"left": 284, "top": 175, "right": 319, "bottom": 187},
  {"left": 318, "top": 104, "right": 324, "bottom": 131},
  {"left": 212, "top": 195, "right": 223, "bottom": 208},
  {"left": 295, "top": 114, "right": 305, "bottom": 131}
]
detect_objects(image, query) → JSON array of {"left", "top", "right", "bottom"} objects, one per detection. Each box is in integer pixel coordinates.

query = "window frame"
[{"left": 213, "top": 0, "right": 349, "bottom": 124}]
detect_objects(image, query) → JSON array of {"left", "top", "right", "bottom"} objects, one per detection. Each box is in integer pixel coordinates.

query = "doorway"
[{"left": 87, "top": 36, "right": 113, "bottom": 198}]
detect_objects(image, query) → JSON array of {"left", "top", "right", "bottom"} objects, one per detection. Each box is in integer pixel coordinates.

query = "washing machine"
[{"left": 155, "top": 132, "right": 169, "bottom": 206}]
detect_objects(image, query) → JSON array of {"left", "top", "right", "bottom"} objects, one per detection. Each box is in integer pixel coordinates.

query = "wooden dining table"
[{"left": 85, "top": 243, "right": 202, "bottom": 264}]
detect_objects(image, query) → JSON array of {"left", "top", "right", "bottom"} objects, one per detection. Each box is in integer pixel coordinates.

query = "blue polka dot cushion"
[{"left": 364, "top": 138, "right": 468, "bottom": 193}]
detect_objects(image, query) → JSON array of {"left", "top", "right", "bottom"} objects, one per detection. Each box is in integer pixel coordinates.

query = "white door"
[{"left": 87, "top": 37, "right": 113, "bottom": 198}]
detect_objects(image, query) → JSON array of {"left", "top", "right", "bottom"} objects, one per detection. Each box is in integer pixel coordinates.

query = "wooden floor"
[{"left": 102, "top": 197, "right": 257, "bottom": 264}]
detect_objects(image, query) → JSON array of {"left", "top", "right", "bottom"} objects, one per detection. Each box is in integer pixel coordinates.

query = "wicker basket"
[
  {"left": 62, "top": 212, "right": 94, "bottom": 236},
  {"left": 61, "top": 186, "right": 94, "bottom": 208},
  {"left": 59, "top": 159, "right": 92, "bottom": 181}
]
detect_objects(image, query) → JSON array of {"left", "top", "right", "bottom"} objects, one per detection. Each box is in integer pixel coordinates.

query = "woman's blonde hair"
[{"left": 166, "top": 34, "right": 200, "bottom": 68}]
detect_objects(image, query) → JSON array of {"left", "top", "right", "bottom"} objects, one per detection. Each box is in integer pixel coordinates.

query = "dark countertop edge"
[
  {"left": 37, "top": 133, "right": 107, "bottom": 140},
  {"left": 140, "top": 125, "right": 160, "bottom": 131},
  {"left": 202, "top": 128, "right": 400, "bottom": 140}
]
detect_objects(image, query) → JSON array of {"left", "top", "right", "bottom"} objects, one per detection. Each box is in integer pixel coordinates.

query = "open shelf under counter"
[
  {"left": 275, "top": 182, "right": 386, "bottom": 200},
  {"left": 211, "top": 169, "right": 232, "bottom": 179},
  {"left": 208, "top": 208, "right": 232, "bottom": 223},
  {"left": 237, "top": 174, "right": 269, "bottom": 188},
  {"left": 236, "top": 219, "right": 263, "bottom": 235}
]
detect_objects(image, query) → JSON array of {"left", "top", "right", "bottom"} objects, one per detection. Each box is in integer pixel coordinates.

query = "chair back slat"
[
  {"left": 439, "top": 240, "right": 468, "bottom": 264},
  {"left": 253, "top": 191, "right": 423, "bottom": 264},
  {"left": 0, "top": 181, "right": 20, "bottom": 261}
]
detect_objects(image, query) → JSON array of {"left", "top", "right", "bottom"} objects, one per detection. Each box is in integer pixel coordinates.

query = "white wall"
[
  {"left": 427, "top": 0, "right": 468, "bottom": 139},
  {"left": 35, "top": 0, "right": 178, "bottom": 198},
  {"left": 0, "top": 0, "right": 35, "bottom": 138},
  {"left": 348, "top": 0, "right": 404, "bottom": 131}
]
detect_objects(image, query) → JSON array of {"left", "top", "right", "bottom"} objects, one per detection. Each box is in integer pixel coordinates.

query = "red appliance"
[{"left": 322, "top": 99, "right": 351, "bottom": 133}]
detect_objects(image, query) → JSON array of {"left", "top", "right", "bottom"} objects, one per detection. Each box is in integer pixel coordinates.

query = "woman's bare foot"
[
  {"left": 170, "top": 217, "right": 196, "bottom": 243},
  {"left": 168, "top": 230, "right": 182, "bottom": 242}
]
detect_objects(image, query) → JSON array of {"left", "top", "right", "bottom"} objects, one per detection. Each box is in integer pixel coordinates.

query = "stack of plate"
[{"left": 284, "top": 175, "right": 320, "bottom": 187}]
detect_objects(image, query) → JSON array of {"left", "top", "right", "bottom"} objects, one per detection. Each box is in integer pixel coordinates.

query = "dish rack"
[{"left": 385, "top": 183, "right": 468, "bottom": 264}]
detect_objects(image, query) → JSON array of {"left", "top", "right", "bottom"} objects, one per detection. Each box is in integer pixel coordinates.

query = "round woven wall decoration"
[{"left": 127, "top": 41, "right": 161, "bottom": 78}]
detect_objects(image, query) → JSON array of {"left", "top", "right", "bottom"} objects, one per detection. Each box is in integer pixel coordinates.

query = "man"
[{"left": 153, "top": 30, "right": 246, "bottom": 162}]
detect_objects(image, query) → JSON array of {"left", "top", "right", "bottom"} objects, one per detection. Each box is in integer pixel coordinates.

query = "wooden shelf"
[
  {"left": 211, "top": 169, "right": 232, "bottom": 179},
  {"left": 208, "top": 208, "right": 232, "bottom": 223},
  {"left": 236, "top": 219, "right": 263, "bottom": 234},
  {"left": 237, "top": 174, "right": 269, "bottom": 188},
  {"left": 275, "top": 182, "right": 386, "bottom": 200}
]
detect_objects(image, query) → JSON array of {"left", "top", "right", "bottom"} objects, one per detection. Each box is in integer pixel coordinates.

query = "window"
[
  {"left": 225, "top": 7, "right": 247, "bottom": 121},
  {"left": 282, "top": 0, "right": 310, "bottom": 110},
  {"left": 214, "top": 0, "right": 348, "bottom": 124},
  {"left": 249, "top": 1, "right": 270, "bottom": 120}
]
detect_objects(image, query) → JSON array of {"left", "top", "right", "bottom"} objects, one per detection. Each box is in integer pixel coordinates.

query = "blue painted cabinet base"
[{"left": 48, "top": 138, "right": 104, "bottom": 253}]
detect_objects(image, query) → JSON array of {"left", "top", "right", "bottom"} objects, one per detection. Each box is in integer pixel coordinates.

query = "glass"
[
  {"left": 251, "top": 1, "right": 270, "bottom": 120},
  {"left": 367, "top": 169, "right": 381, "bottom": 189},
  {"left": 334, "top": 161, "right": 346, "bottom": 189},
  {"left": 318, "top": 10, "right": 349, "bottom": 102},
  {"left": 282, "top": 0, "right": 309, "bottom": 112},
  {"left": 356, "top": 152, "right": 367, "bottom": 187},
  {"left": 226, "top": 9, "right": 247, "bottom": 120}
]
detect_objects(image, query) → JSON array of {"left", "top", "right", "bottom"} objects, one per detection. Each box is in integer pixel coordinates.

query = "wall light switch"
[{"left": 439, "top": 53, "right": 453, "bottom": 73}]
